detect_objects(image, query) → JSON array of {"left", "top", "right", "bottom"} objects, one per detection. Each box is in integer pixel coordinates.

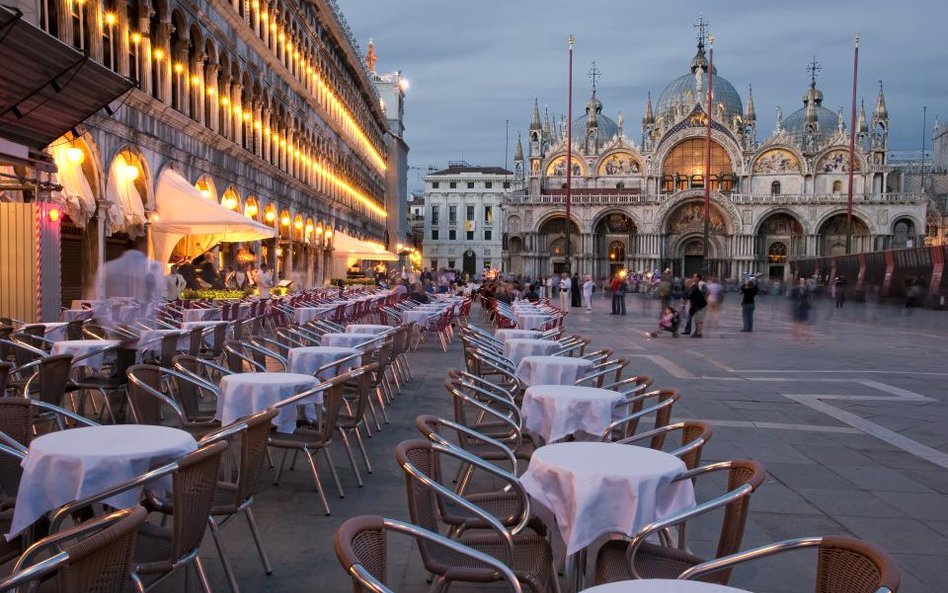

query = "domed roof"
[
  {"left": 571, "top": 112, "right": 620, "bottom": 142},
  {"left": 782, "top": 81, "right": 843, "bottom": 145},
  {"left": 656, "top": 44, "right": 743, "bottom": 124}
]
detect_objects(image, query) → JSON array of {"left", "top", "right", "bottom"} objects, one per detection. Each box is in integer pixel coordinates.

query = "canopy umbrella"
[
  {"left": 151, "top": 169, "right": 276, "bottom": 265},
  {"left": 331, "top": 229, "right": 398, "bottom": 261}
]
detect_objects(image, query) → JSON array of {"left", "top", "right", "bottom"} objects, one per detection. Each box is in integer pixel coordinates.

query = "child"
[{"left": 650, "top": 305, "right": 680, "bottom": 338}]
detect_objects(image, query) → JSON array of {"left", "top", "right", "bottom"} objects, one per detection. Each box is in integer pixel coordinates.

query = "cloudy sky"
[{"left": 338, "top": 0, "right": 947, "bottom": 191}]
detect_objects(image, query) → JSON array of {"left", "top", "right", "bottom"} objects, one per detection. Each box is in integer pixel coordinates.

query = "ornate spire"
[
  {"left": 530, "top": 98, "right": 541, "bottom": 131},
  {"left": 689, "top": 15, "right": 717, "bottom": 75},
  {"left": 874, "top": 80, "right": 888, "bottom": 120},
  {"left": 542, "top": 107, "right": 552, "bottom": 139},
  {"left": 803, "top": 56, "right": 824, "bottom": 107},
  {"left": 365, "top": 39, "right": 378, "bottom": 74},
  {"left": 858, "top": 99, "right": 868, "bottom": 133},
  {"left": 642, "top": 90, "right": 654, "bottom": 125},
  {"left": 514, "top": 134, "right": 524, "bottom": 161},
  {"left": 745, "top": 84, "right": 756, "bottom": 122}
]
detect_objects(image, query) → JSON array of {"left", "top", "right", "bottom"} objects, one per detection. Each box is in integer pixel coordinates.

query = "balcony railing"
[{"left": 504, "top": 192, "right": 927, "bottom": 206}]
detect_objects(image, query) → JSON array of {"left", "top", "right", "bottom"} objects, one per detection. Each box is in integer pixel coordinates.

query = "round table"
[
  {"left": 521, "top": 385, "right": 625, "bottom": 444},
  {"left": 321, "top": 332, "right": 380, "bottom": 349},
  {"left": 294, "top": 307, "right": 330, "bottom": 325},
  {"left": 514, "top": 355, "right": 594, "bottom": 387},
  {"left": 182, "top": 308, "right": 217, "bottom": 322},
  {"left": 288, "top": 346, "right": 361, "bottom": 379},
  {"left": 180, "top": 320, "right": 232, "bottom": 348},
  {"left": 218, "top": 372, "right": 320, "bottom": 434},
  {"left": 50, "top": 339, "right": 121, "bottom": 368},
  {"left": 345, "top": 324, "right": 394, "bottom": 336},
  {"left": 137, "top": 329, "right": 189, "bottom": 359},
  {"left": 494, "top": 329, "right": 543, "bottom": 343},
  {"left": 503, "top": 338, "right": 559, "bottom": 366},
  {"left": 517, "top": 313, "right": 550, "bottom": 330},
  {"left": 8, "top": 425, "right": 197, "bottom": 537},
  {"left": 519, "top": 442, "right": 695, "bottom": 556},
  {"left": 579, "top": 580, "right": 751, "bottom": 593}
]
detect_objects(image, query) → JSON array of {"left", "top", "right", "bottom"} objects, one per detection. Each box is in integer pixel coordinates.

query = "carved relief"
[
  {"left": 753, "top": 149, "right": 801, "bottom": 174},
  {"left": 666, "top": 201, "right": 727, "bottom": 234},
  {"left": 758, "top": 213, "right": 803, "bottom": 235}
]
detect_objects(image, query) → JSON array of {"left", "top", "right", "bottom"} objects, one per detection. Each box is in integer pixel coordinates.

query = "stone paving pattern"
[{"left": 155, "top": 293, "right": 947, "bottom": 592}]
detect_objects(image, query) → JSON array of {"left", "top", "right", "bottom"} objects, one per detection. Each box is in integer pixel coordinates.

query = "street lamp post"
[{"left": 564, "top": 34, "right": 574, "bottom": 275}]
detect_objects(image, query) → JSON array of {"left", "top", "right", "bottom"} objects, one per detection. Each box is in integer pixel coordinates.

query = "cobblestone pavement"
[{"left": 156, "top": 295, "right": 947, "bottom": 593}]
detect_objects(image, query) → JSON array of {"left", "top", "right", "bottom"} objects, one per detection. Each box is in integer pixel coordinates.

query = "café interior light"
[
  {"left": 124, "top": 164, "right": 139, "bottom": 180},
  {"left": 280, "top": 214, "right": 290, "bottom": 227},
  {"left": 48, "top": 207, "right": 61, "bottom": 222},
  {"left": 67, "top": 147, "right": 84, "bottom": 164},
  {"left": 265, "top": 210, "right": 276, "bottom": 223}
]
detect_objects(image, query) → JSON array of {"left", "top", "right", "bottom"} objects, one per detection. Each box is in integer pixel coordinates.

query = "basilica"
[{"left": 503, "top": 31, "right": 928, "bottom": 282}]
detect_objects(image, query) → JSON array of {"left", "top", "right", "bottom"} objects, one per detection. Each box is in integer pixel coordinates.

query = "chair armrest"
[{"left": 677, "top": 536, "right": 824, "bottom": 580}]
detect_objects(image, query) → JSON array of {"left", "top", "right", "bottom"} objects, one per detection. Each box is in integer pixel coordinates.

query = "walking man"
[
  {"left": 687, "top": 273, "right": 708, "bottom": 338},
  {"left": 582, "top": 274, "right": 594, "bottom": 312}
]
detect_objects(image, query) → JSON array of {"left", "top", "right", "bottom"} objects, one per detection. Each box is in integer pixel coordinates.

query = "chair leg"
[
  {"left": 366, "top": 396, "right": 383, "bottom": 432},
  {"left": 273, "top": 449, "right": 289, "bottom": 485},
  {"left": 303, "top": 448, "right": 331, "bottom": 515},
  {"left": 193, "top": 556, "right": 215, "bottom": 593},
  {"left": 354, "top": 426, "right": 373, "bottom": 473},
  {"left": 207, "top": 517, "right": 241, "bottom": 593},
  {"left": 337, "top": 429, "right": 364, "bottom": 487},
  {"left": 374, "top": 387, "right": 390, "bottom": 424},
  {"left": 322, "top": 447, "right": 345, "bottom": 498},
  {"left": 243, "top": 508, "right": 273, "bottom": 575}
]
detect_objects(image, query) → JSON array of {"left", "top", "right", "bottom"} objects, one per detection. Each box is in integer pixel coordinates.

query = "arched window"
[
  {"left": 662, "top": 138, "right": 733, "bottom": 192},
  {"left": 770, "top": 180, "right": 781, "bottom": 195},
  {"left": 832, "top": 180, "right": 843, "bottom": 193},
  {"left": 892, "top": 219, "right": 915, "bottom": 249}
]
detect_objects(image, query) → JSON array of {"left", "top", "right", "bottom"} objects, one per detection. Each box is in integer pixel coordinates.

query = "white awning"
[
  {"left": 152, "top": 168, "right": 276, "bottom": 265},
  {"left": 332, "top": 229, "right": 398, "bottom": 261},
  {"left": 50, "top": 142, "right": 96, "bottom": 227}
]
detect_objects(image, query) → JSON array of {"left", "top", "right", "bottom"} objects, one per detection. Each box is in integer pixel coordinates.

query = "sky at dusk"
[{"left": 337, "top": 1, "right": 947, "bottom": 191}]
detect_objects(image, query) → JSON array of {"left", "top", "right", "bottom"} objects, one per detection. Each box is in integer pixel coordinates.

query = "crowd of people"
[{"left": 162, "top": 254, "right": 274, "bottom": 300}]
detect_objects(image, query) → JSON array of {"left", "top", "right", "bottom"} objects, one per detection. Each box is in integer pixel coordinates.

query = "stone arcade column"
[
  {"left": 230, "top": 82, "right": 243, "bottom": 148},
  {"left": 156, "top": 20, "right": 172, "bottom": 104},
  {"left": 138, "top": 14, "right": 153, "bottom": 96},
  {"left": 174, "top": 40, "right": 189, "bottom": 117},
  {"left": 87, "top": 0, "right": 103, "bottom": 62},
  {"left": 204, "top": 62, "right": 219, "bottom": 133},
  {"left": 190, "top": 52, "right": 205, "bottom": 126}
]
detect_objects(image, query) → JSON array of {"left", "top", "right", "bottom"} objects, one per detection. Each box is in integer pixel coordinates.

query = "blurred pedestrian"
[
  {"left": 686, "top": 273, "right": 708, "bottom": 338},
  {"left": 833, "top": 275, "right": 848, "bottom": 308},
  {"left": 558, "top": 273, "right": 570, "bottom": 310},
  {"left": 610, "top": 273, "right": 627, "bottom": 315},
  {"left": 790, "top": 277, "right": 813, "bottom": 342},
  {"left": 582, "top": 274, "right": 594, "bottom": 312},
  {"left": 571, "top": 274, "right": 582, "bottom": 308},
  {"left": 739, "top": 278, "right": 758, "bottom": 332}
]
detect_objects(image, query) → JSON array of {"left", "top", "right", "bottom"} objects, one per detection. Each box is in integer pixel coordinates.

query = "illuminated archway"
[{"left": 661, "top": 138, "right": 734, "bottom": 193}]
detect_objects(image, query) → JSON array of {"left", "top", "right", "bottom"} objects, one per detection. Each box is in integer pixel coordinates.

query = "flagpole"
[
  {"left": 565, "top": 34, "right": 574, "bottom": 275},
  {"left": 845, "top": 34, "right": 859, "bottom": 254},
  {"left": 703, "top": 34, "right": 714, "bottom": 276}
]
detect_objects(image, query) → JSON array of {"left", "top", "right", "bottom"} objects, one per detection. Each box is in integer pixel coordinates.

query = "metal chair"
[
  {"left": 593, "top": 459, "right": 767, "bottom": 585},
  {"left": 334, "top": 515, "right": 524, "bottom": 593},
  {"left": 600, "top": 389, "right": 680, "bottom": 441},
  {"left": 125, "top": 364, "right": 221, "bottom": 437},
  {"left": 679, "top": 535, "right": 901, "bottom": 593},
  {"left": 0, "top": 506, "right": 148, "bottom": 593},
  {"left": 395, "top": 439, "right": 559, "bottom": 593},
  {"left": 50, "top": 441, "right": 230, "bottom": 593}
]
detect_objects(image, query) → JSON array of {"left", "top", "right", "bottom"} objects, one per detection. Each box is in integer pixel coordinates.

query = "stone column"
[
  {"left": 115, "top": 4, "right": 130, "bottom": 75},
  {"left": 253, "top": 102, "right": 263, "bottom": 158},
  {"left": 138, "top": 14, "right": 153, "bottom": 95},
  {"left": 190, "top": 53, "right": 205, "bottom": 126},
  {"left": 204, "top": 61, "right": 219, "bottom": 133},
  {"left": 174, "top": 41, "right": 189, "bottom": 117},
  {"left": 261, "top": 108, "right": 271, "bottom": 163},
  {"left": 156, "top": 20, "right": 173, "bottom": 103},
  {"left": 56, "top": 0, "right": 72, "bottom": 45},
  {"left": 87, "top": 0, "right": 103, "bottom": 62},
  {"left": 230, "top": 82, "right": 242, "bottom": 147}
]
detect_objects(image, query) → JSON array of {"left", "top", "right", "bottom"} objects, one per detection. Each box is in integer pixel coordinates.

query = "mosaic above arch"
[
  {"left": 817, "top": 149, "right": 862, "bottom": 173},
  {"left": 753, "top": 148, "right": 801, "bottom": 174},
  {"left": 545, "top": 155, "right": 585, "bottom": 177},
  {"left": 666, "top": 201, "right": 727, "bottom": 235},
  {"left": 597, "top": 152, "right": 640, "bottom": 176}
]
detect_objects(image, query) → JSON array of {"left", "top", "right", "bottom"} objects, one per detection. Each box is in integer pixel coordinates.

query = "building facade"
[
  {"left": 423, "top": 164, "right": 518, "bottom": 277},
  {"left": 6, "top": 0, "right": 395, "bottom": 303},
  {"left": 505, "top": 32, "right": 928, "bottom": 283}
]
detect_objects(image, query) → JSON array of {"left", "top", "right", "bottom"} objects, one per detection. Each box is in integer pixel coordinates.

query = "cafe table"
[
  {"left": 520, "top": 385, "right": 626, "bottom": 444},
  {"left": 514, "top": 355, "right": 593, "bottom": 387},
  {"left": 218, "top": 372, "right": 320, "bottom": 434}
]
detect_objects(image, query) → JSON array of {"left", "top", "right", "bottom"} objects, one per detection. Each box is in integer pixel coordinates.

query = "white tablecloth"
[
  {"left": 137, "top": 329, "right": 189, "bottom": 359},
  {"left": 218, "top": 372, "right": 320, "bottom": 434},
  {"left": 515, "top": 356, "right": 593, "bottom": 387},
  {"left": 517, "top": 313, "right": 550, "bottom": 330},
  {"left": 400, "top": 309, "right": 438, "bottom": 325},
  {"left": 35, "top": 322, "right": 69, "bottom": 341},
  {"left": 521, "top": 385, "right": 625, "bottom": 444},
  {"left": 180, "top": 320, "right": 232, "bottom": 348},
  {"left": 503, "top": 338, "right": 559, "bottom": 366},
  {"left": 494, "top": 329, "right": 543, "bottom": 343},
  {"left": 520, "top": 442, "right": 695, "bottom": 556},
  {"left": 321, "top": 333, "right": 380, "bottom": 349},
  {"left": 580, "top": 580, "right": 751, "bottom": 593},
  {"left": 294, "top": 307, "right": 333, "bottom": 325},
  {"left": 288, "top": 346, "right": 361, "bottom": 379},
  {"left": 50, "top": 339, "right": 121, "bottom": 368},
  {"left": 9, "top": 425, "right": 196, "bottom": 537},
  {"left": 345, "top": 324, "right": 393, "bottom": 336},
  {"left": 182, "top": 308, "right": 217, "bottom": 322}
]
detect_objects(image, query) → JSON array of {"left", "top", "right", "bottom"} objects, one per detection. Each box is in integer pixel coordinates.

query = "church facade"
[{"left": 503, "top": 34, "right": 928, "bottom": 283}]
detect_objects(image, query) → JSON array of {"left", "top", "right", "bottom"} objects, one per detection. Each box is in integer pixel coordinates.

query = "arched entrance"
[
  {"left": 593, "top": 212, "right": 635, "bottom": 279},
  {"left": 891, "top": 218, "right": 917, "bottom": 249},
  {"left": 664, "top": 200, "right": 729, "bottom": 278},
  {"left": 818, "top": 213, "right": 869, "bottom": 255},
  {"left": 756, "top": 212, "right": 804, "bottom": 282},
  {"left": 462, "top": 249, "right": 477, "bottom": 277},
  {"left": 537, "top": 216, "right": 580, "bottom": 275}
]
